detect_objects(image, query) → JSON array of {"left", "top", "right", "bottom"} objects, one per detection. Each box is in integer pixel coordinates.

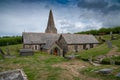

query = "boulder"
[
  {"left": 0, "top": 69, "right": 28, "bottom": 80},
  {"left": 96, "top": 68, "right": 113, "bottom": 74}
]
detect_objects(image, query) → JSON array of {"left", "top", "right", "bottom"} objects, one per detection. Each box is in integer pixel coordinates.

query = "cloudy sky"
[{"left": 0, "top": 0, "right": 120, "bottom": 36}]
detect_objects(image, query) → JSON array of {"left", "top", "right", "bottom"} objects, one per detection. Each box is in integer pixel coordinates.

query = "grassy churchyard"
[{"left": 0, "top": 34, "right": 120, "bottom": 80}]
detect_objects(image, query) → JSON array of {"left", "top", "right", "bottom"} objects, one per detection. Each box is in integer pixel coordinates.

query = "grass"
[
  {"left": 0, "top": 34, "right": 120, "bottom": 80},
  {"left": 0, "top": 44, "right": 22, "bottom": 56},
  {"left": 75, "top": 34, "right": 120, "bottom": 80},
  {"left": 0, "top": 53, "right": 66, "bottom": 80},
  {"left": 77, "top": 34, "right": 120, "bottom": 61},
  {"left": 112, "top": 40, "right": 120, "bottom": 51},
  {"left": 77, "top": 43, "right": 111, "bottom": 60},
  {"left": 0, "top": 44, "right": 68, "bottom": 80},
  {"left": 79, "top": 65, "right": 120, "bottom": 80}
]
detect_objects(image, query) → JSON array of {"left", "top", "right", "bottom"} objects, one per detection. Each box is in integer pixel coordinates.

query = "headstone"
[
  {"left": 111, "top": 35, "right": 116, "bottom": 40},
  {"left": 64, "top": 53, "right": 75, "bottom": 60},
  {"left": 97, "top": 68, "right": 113, "bottom": 74},
  {"left": 88, "top": 56, "right": 92, "bottom": 62},
  {"left": 20, "top": 49, "right": 34, "bottom": 56},
  {"left": 6, "top": 48, "right": 10, "bottom": 56},
  {"left": 110, "top": 31, "right": 112, "bottom": 36},
  {"left": 116, "top": 72, "right": 120, "bottom": 77},
  {"left": 106, "top": 40, "right": 112, "bottom": 48}
]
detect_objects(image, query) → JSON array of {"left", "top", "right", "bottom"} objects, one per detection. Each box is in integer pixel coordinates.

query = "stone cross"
[{"left": 106, "top": 40, "right": 112, "bottom": 48}]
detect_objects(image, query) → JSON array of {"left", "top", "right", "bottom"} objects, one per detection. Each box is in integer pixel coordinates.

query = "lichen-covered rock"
[
  {"left": 96, "top": 68, "right": 113, "bottom": 74},
  {"left": 0, "top": 69, "right": 27, "bottom": 80}
]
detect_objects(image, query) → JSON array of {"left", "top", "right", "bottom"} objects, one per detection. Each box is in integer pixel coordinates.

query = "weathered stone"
[
  {"left": 106, "top": 40, "right": 112, "bottom": 48},
  {"left": 111, "top": 35, "right": 116, "bottom": 40},
  {"left": 64, "top": 53, "right": 77, "bottom": 60},
  {"left": 20, "top": 49, "right": 34, "bottom": 56},
  {"left": 116, "top": 72, "right": 120, "bottom": 77},
  {"left": 97, "top": 68, "right": 113, "bottom": 74},
  {"left": 0, "top": 69, "right": 28, "bottom": 80}
]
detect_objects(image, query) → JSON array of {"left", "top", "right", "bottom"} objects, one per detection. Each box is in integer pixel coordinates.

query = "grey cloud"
[
  {"left": 108, "top": 5, "right": 120, "bottom": 11},
  {"left": 77, "top": 0, "right": 108, "bottom": 10},
  {"left": 77, "top": 0, "right": 120, "bottom": 13}
]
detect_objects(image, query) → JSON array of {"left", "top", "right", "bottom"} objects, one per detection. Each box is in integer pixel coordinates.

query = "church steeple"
[{"left": 45, "top": 10, "right": 57, "bottom": 33}]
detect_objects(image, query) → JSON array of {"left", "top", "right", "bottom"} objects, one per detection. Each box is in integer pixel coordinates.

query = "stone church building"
[{"left": 22, "top": 10, "right": 99, "bottom": 57}]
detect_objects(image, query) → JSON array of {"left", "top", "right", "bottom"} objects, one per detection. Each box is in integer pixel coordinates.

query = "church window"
[
  {"left": 83, "top": 44, "right": 86, "bottom": 49},
  {"left": 90, "top": 44, "right": 93, "bottom": 48},
  {"left": 74, "top": 45, "right": 78, "bottom": 52},
  {"left": 35, "top": 45, "right": 37, "bottom": 50}
]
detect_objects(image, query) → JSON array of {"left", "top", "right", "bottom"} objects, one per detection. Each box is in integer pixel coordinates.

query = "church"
[{"left": 22, "top": 10, "right": 99, "bottom": 57}]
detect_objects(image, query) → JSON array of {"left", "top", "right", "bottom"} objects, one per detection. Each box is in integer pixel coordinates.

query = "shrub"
[
  {"left": 0, "top": 36, "right": 22, "bottom": 46},
  {"left": 101, "top": 56, "right": 120, "bottom": 65}
]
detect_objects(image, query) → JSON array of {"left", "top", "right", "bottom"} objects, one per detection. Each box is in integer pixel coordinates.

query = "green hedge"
[
  {"left": 76, "top": 26, "right": 120, "bottom": 35},
  {"left": 0, "top": 36, "right": 22, "bottom": 46}
]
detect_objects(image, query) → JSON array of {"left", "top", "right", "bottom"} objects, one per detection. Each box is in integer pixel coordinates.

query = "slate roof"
[
  {"left": 23, "top": 32, "right": 99, "bottom": 49},
  {"left": 22, "top": 32, "right": 60, "bottom": 49},
  {"left": 62, "top": 34, "right": 99, "bottom": 44}
]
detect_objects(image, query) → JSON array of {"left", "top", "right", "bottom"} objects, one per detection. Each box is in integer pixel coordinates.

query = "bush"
[
  {"left": 0, "top": 36, "right": 22, "bottom": 46},
  {"left": 101, "top": 58, "right": 111, "bottom": 64},
  {"left": 76, "top": 26, "right": 120, "bottom": 35}
]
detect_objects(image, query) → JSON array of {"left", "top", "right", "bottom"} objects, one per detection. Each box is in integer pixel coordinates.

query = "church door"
[{"left": 53, "top": 47, "right": 60, "bottom": 56}]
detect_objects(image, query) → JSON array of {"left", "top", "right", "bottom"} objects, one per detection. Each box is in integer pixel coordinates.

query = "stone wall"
[
  {"left": 24, "top": 44, "right": 41, "bottom": 51},
  {"left": 67, "top": 44, "right": 83, "bottom": 52},
  {"left": 67, "top": 43, "right": 98, "bottom": 53},
  {"left": 57, "top": 35, "right": 68, "bottom": 54}
]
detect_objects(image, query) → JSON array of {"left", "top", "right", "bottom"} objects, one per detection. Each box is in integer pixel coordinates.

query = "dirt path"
[{"left": 52, "top": 60, "right": 101, "bottom": 80}]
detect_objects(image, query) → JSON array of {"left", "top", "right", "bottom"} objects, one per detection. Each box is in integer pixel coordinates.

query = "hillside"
[{"left": 78, "top": 34, "right": 120, "bottom": 63}]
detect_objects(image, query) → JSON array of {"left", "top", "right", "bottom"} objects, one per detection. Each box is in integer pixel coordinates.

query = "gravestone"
[
  {"left": 20, "top": 49, "right": 34, "bottom": 56},
  {"left": 116, "top": 72, "right": 120, "bottom": 77},
  {"left": 111, "top": 35, "right": 116, "bottom": 40},
  {"left": 88, "top": 56, "right": 92, "bottom": 62},
  {"left": 110, "top": 31, "right": 112, "bottom": 36},
  {"left": 64, "top": 53, "right": 76, "bottom": 60},
  {"left": 6, "top": 48, "right": 10, "bottom": 56},
  {"left": 106, "top": 40, "right": 112, "bottom": 48}
]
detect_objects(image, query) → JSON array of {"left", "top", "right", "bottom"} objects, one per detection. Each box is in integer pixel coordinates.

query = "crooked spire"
[{"left": 45, "top": 10, "right": 57, "bottom": 34}]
